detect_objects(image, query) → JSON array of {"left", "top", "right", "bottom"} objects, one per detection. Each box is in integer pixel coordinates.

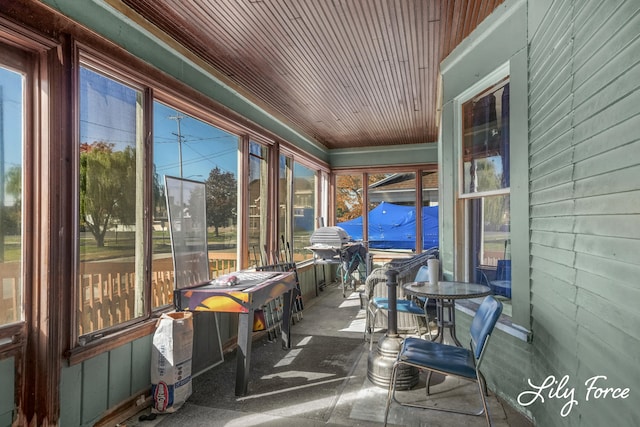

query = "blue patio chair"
[
  {"left": 493, "top": 259, "right": 511, "bottom": 298},
  {"left": 367, "top": 265, "right": 432, "bottom": 351},
  {"left": 383, "top": 295, "right": 503, "bottom": 427},
  {"left": 477, "top": 260, "right": 511, "bottom": 298}
]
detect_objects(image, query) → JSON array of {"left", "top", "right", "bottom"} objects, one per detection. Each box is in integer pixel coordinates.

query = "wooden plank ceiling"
[{"left": 121, "top": 0, "right": 504, "bottom": 150}]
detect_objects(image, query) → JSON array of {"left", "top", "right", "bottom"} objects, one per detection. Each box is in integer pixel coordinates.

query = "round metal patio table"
[{"left": 403, "top": 281, "right": 491, "bottom": 347}]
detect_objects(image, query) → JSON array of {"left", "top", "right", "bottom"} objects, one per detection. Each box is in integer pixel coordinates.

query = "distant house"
[{"left": 369, "top": 171, "right": 439, "bottom": 206}]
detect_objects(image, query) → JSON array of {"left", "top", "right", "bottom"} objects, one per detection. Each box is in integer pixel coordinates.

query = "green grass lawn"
[{"left": 77, "top": 228, "right": 238, "bottom": 261}]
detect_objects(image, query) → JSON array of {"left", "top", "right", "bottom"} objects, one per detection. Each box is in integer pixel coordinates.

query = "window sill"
[
  {"left": 66, "top": 317, "right": 159, "bottom": 366},
  {"left": 0, "top": 322, "right": 26, "bottom": 358},
  {"left": 297, "top": 258, "right": 316, "bottom": 269},
  {"left": 456, "top": 299, "right": 532, "bottom": 343}
]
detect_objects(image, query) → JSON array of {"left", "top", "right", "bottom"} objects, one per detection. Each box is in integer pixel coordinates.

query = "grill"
[
  {"left": 308, "top": 226, "right": 369, "bottom": 298},
  {"left": 308, "top": 226, "right": 351, "bottom": 260}
]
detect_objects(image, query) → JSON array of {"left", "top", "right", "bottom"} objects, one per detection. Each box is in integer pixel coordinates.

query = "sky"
[
  {"left": 3, "top": 65, "right": 314, "bottom": 209},
  {"left": 1, "top": 67, "right": 24, "bottom": 206},
  {"left": 153, "top": 101, "right": 239, "bottom": 181},
  {"left": 78, "top": 66, "right": 239, "bottom": 185}
]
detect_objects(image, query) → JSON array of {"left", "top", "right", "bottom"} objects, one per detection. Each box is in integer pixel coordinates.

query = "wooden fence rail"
[
  {"left": 0, "top": 263, "right": 20, "bottom": 325},
  {"left": 1, "top": 258, "right": 236, "bottom": 335}
]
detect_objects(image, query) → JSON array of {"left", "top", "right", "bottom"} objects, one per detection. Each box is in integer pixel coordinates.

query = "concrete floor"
[{"left": 124, "top": 282, "right": 533, "bottom": 427}]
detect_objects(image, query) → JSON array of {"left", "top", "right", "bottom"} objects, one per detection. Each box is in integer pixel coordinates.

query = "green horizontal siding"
[
  {"left": 528, "top": 0, "right": 640, "bottom": 426},
  {"left": 455, "top": 313, "right": 533, "bottom": 414},
  {"left": 0, "top": 357, "right": 14, "bottom": 427}
]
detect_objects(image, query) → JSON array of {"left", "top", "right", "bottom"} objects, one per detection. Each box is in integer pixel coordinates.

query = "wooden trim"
[
  {"left": 0, "top": 323, "right": 27, "bottom": 359},
  {"left": 67, "top": 38, "right": 84, "bottom": 354},
  {"left": 279, "top": 142, "right": 330, "bottom": 172},
  {"left": 152, "top": 87, "right": 249, "bottom": 142},
  {"left": 239, "top": 136, "right": 250, "bottom": 269},
  {"left": 94, "top": 392, "right": 152, "bottom": 427},
  {"left": 329, "top": 172, "right": 337, "bottom": 227},
  {"left": 332, "top": 163, "right": 438, "bottom": 173},
  {"left": 26, "top": 39, "right": 71, "bottom": 426},
  {"left": 101, "top": 0, "right": 322, "bottom": 149},
  {"left": 76, "top": 39, "right": 329, "bottom": 170},
  {"left": 333, "top": 165, "right": 439, "bottom": 254},
  {"left": 143, "top": 86, "right": 155, "bottom": 319},
  {"left": 13, "top": 0, "right": 329, "bottom": 169},
  {"left": 416, "top": 171, "right": 424, "bottom": 253},
  {"left": 0, "top": 15, "right": 70, "bottom": 424},
  {"left": 362, "top": 172, "right": 369, "bottom": 244},
  {"left": 66, "top": 318, "right": 157, "bottom": 366},
  {"left": 268, "top": 141, "right": 280, "bottom": 258},
  {"left": 0, "top": 16, "right": 69, "bottom": 424},
  {"left": 0, "top": 13, "right": 59, "bottom": 51},
  {"left": 93, "top": 321, "right": 282, "bottom": 426}
]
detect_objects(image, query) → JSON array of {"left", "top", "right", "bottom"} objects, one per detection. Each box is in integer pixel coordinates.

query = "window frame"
[
  {"left": 456, "top": 63, "right": 510, "bottom": 200},
  {"left": 453, "top": 65, "right": 510, "bottom": 280},
  {"left": 247, "top": 139, "right": 271, "bottom": 266},
  {"left": 278, "top": 146, "right": 329, "bottom": 263},
  {"left": 150, "top": 98, "right": 242, "bottom": 308},
  {"left": 0, "top": 46, "right": 28, "bottom": 332},
  {"left": 332, "top": 165, "right": 438, "bottom": 254},
  {"left": 74, "top": 51, "right": 151, "bottom": 345},
  {"left": 291, "top": 160, "right": 318, "bottom": 262},
  {"left": 0, "top": 37, "right": 37, "bottom": 355},
  {"left": 68, "top": 45, "right": 249, "bottom": 358},
  {"left": 452, "top": 63, "right": 532, "bottom": 335},
  {"left": 277, "top": 152, "right": 294, "bottom": 259},
  {"left": 456, "top": 71, "right": 511, "bottom": 295},
  {"left": 67, "top": 44, "right": 332, "bottom": 361}
]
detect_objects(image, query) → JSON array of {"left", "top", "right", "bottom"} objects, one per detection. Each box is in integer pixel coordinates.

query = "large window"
[
  {"left": 336, "top": 173, "right": 363, "bottom": 226},
  {"left": 78, "top": 65, "right": 143, "bottom": 336},
  {"left": 335, "top": 170, "right": 438, "bottom": 253},
  {"left": 0, "top": 58, "right": 25, "bottom": 327},
  {"left": 74, "top": 55, "right": 326, "bottom": 344},
  {"left": 152, "top": 101, "right": 239, "bottom": 307},
  {"left": 461, "top": 78, "right": 510, "bottom": 195},
  {"left": 248, "top": 141, "right": 268, "bottom": 265},
  {"left": 460, "top": 77, "right": 511, "bottom": 305},
  {"left": 278, "top": 154, "right": 292, "bottom": 259},
  {"left": 292, "top": 162, "right": 316, "bottom": 261},
  {"left": 368, "top": 173, "right": 416, "bottom": 250}
]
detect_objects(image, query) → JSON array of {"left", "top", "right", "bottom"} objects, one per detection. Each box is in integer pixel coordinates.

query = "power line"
[{"left": 168, "top": 114, "right": 184, "bottom": 177}]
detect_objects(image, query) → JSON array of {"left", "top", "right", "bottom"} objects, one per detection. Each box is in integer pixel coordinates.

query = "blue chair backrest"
[
  {"left": 415, "top": 265, "right": 430, "bottom": 282},
  {"left": 470, "top": 296, "right": 503, "bottom": 360},
  {"left": 496, "top": 260, "right": 511, "bottom": 281}
]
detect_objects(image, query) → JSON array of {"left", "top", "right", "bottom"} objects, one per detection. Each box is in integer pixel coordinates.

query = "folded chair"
[
  {"left": 367, "top": 265, "right": 432, "bottom": 351},
  {"left": 384, "top": 295, "right": 503, "bottom": 426}
]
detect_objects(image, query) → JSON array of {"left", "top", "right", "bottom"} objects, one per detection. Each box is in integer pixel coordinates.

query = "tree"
[
  {"left": 205, "top": 167, "right": 237, "bottom": 236},
  {"left": 336, "top": 175, "right": 363, "bottom": 221},
  {"left": 79, "top": 141, "right": 136, "bottom": 247},
  {"left": 1, "top": 167, "right": 22, "bottom": 250},
  {"left": 476, "top": 159, "right": 506, "bottom": 230},
  {"left": 5, "top": 166, "right": 21, "bottom": 207},
  {"left": 152, "top": 164, "right": 166, "bottom": 220},
  {"left": 335, "top": 174, "right": 388, "bottom": 222}
]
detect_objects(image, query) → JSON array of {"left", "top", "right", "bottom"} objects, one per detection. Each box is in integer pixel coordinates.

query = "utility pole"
[{"left": 168, "top": 114, "right": 184, "bottom": 177}]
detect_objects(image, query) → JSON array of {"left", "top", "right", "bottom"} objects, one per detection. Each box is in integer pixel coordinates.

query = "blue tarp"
[{"left": 337, "top": 202, "right": 439, "bottom": 250}]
